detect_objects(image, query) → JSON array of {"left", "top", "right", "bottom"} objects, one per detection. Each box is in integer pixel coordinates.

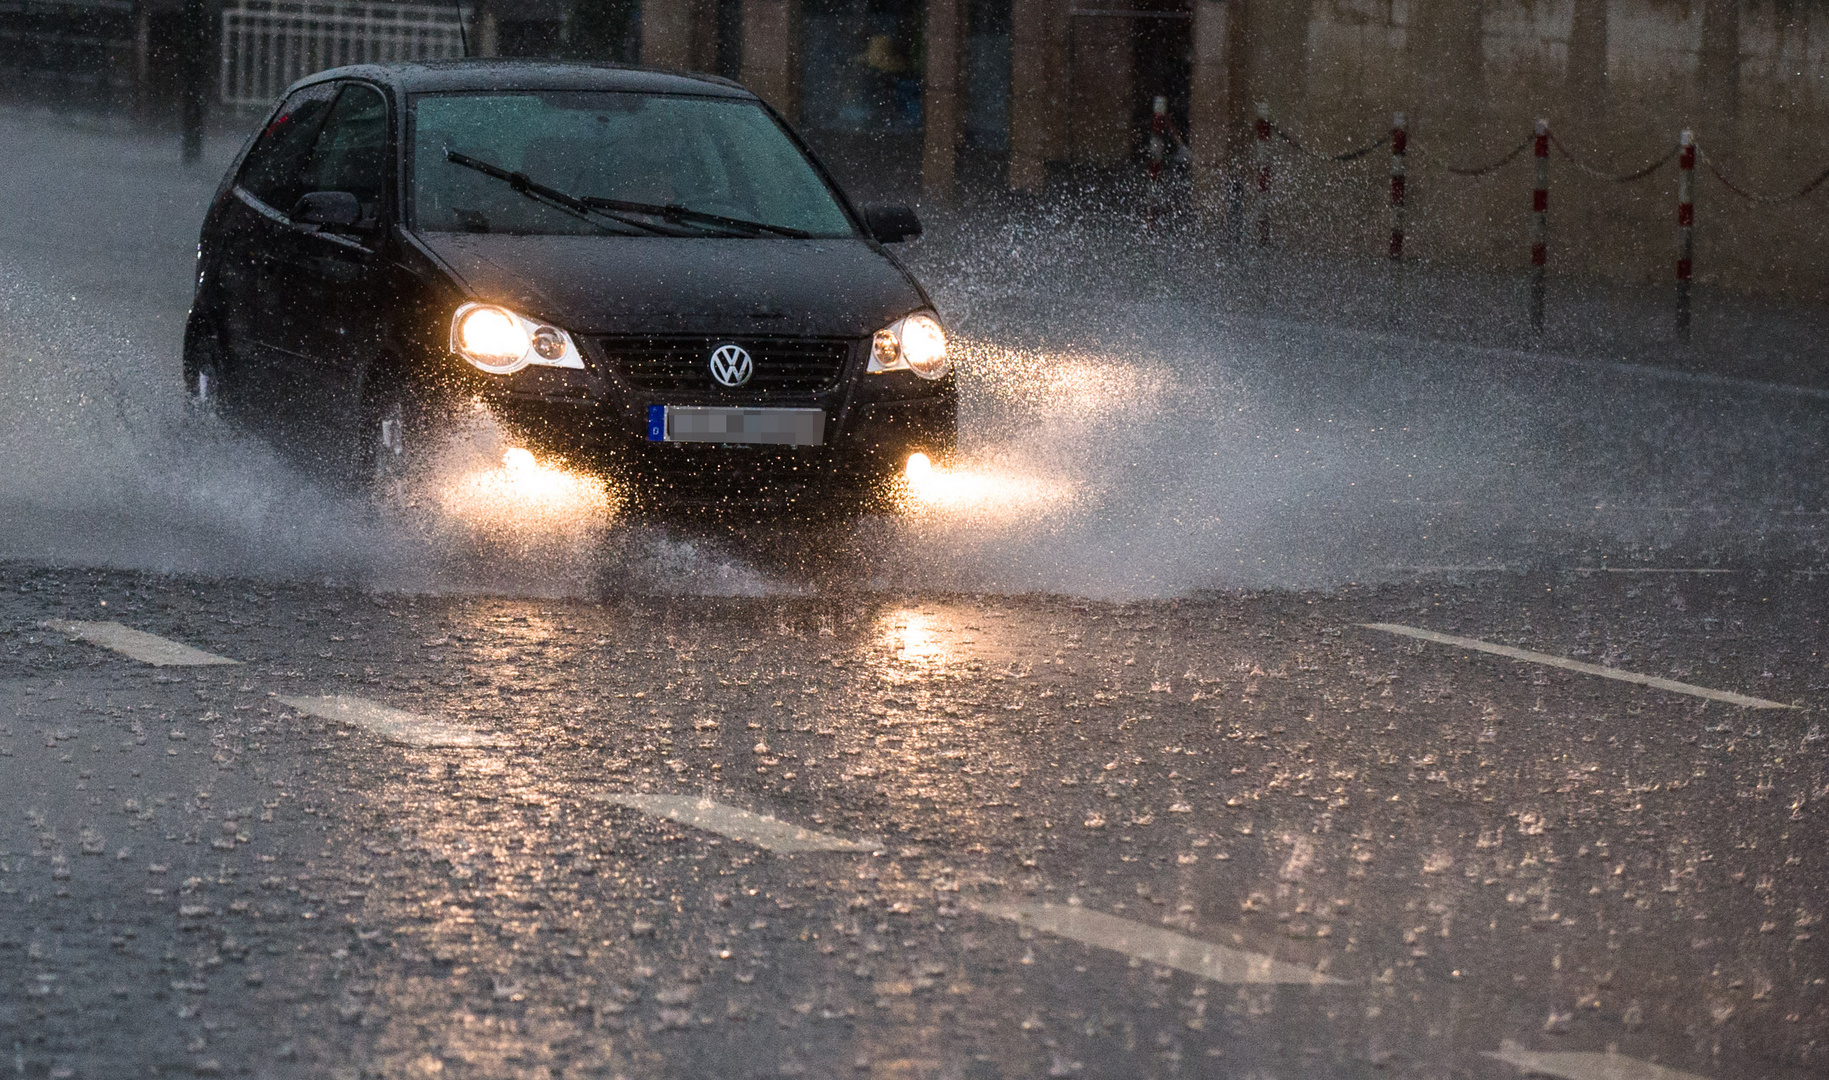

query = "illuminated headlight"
[
  {"left": 869, "top": 311, "right": 949, "bottom": 379},
  {"left": 450, "top": 302, "right": 584, "bottom": 375}
]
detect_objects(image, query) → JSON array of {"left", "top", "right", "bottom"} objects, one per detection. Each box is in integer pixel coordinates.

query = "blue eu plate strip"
[{"left": 646, "top": 404, "right": 666, "bottom": 442}]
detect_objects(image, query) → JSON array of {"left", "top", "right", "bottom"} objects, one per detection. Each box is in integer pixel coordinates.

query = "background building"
[{"left": 4, "top": 0, "right": 1827, "bottom": 298}]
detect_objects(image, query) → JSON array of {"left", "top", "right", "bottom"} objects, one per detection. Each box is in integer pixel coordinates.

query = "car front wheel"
[
  {"left": 357, "top": 374, "right": 428, "bottom": 492},
  {"left": 183, "top": 326, "right": 226, "bottom": 416}
]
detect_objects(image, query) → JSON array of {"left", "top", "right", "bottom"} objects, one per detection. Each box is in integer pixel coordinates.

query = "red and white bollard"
[
  {"left": 1145, "top": 95, "right": 1169, "bottom": 223},
  {"left": 1676, "top": 128, "right": 1695, "bottom": 341},
  {"left": 1255, "top": 101, "right": 1271, "bottom": 246},
  {"left": 1389, "top": 111, "right": 1407, "bottom": 260},
  {"left": 1148, "top": 95, "right": 1169, "bottom": 183},
  {"left": 1529, "top": 118, "right": 1549, "bottom": 334}
]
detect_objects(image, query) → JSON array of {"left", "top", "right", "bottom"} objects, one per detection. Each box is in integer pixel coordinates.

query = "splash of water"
[{"left": 2, "top": 123, "right": 1825, "bottom": 602}]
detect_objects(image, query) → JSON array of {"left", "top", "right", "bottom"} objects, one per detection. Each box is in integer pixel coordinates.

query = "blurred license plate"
[{"left": 647, "top": 405, "right": 825, "bottom": 446}]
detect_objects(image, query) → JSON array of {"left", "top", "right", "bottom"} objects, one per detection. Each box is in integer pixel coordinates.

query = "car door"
[
  {"left": 214, "top": 82, "right": 340, "bottom": 418},
  {"left": 264, "top": 81, "right": 395, "bottom": 452}
]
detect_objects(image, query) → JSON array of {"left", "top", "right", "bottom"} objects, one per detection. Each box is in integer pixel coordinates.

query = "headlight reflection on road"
[
  {"left": 882, "top": 609, "right": 949, "bottom": 664},
  {"left": 438, "top": 447, "right": 618, "bottom": 530}
]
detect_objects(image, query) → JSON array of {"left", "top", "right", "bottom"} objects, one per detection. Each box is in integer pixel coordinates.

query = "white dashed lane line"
[
  {"left": 1576, "top": 567, "right": 1736, "bottom": 575},
  {"left": 975, "top": 901, "right": 1344, "bottom": 986},
  {"left": 42, "top": 619, "right": 240, "bottom": 667},
  {"left": 595, "top": 794, "right": 879, "bottom": 853},
  {"left": 277, "top": 694, "right": 506, "bottom": 749},
  {"left": 1484, "top": 1040, "right": 1711, "bottom": 1080},
  {"left": 1361, "top": 623, "right": 1798, "bottom": 710},
  {"left": 15, "top": 608, "right": 1751, "bottom": 1075}
]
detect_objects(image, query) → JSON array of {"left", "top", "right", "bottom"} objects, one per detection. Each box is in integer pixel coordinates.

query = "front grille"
[{"left": 591, "top": 335, "right": 852, "bottom": 396}]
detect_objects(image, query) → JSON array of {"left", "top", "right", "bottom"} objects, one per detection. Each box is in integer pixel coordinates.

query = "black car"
[{"left": 183, "top": 59, "right": 955, "bottom": 509}]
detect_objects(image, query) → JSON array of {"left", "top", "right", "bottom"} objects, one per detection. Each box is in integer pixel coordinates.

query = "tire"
[
  {"left": 182, "top": 322, "right": 226, "bottom": 416},
  {"left": 356, "top": 374, "right": 426, "bottom": 492}
]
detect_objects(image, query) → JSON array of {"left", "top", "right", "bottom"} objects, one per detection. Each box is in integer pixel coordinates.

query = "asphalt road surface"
[
  {"left": 3, "top": 108, "right": 1828, "bottom": 1080},
  {"left": 4, "top": 563, "right": 1824, "bottom": 1079}
]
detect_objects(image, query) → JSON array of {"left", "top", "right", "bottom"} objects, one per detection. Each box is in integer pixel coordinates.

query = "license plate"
[{"left": 647, "top": 405, "right": 825, "bottom": 446}]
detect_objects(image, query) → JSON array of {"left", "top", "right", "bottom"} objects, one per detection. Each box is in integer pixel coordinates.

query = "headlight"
[
  {"left": 450, "top": 303, "right": 584, "bottom": 375},
  {"left": 869, "top": 311, "right": 949, "bottom": 379}
]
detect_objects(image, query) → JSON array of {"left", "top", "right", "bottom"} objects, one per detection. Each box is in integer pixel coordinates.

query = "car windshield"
[{"left": 408, "top": 90, "right": 857, "bottom": 238}]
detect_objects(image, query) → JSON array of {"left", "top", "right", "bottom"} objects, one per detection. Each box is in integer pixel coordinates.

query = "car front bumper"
[{"left": 467, "top": 353, "right": 957, "bottom": 508}]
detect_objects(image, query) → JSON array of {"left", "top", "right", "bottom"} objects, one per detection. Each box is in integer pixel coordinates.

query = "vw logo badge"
[{"left": 708, "top": 343, "right": 753, "bottom": 388}]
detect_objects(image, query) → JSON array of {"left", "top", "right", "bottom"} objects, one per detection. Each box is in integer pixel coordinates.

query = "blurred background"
[{"left": 5, "top": 0, "right": 1828, "bottom": 301}]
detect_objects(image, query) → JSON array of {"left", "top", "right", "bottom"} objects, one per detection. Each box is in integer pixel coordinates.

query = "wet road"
[
  {"left": 4, "top": 563, "right": 1825, "bottom": 1079},
  {"left": 4, "top": 105, "right": 1829, "bottom": 1080}
]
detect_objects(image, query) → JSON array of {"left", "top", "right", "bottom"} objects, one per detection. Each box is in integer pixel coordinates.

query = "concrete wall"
[
  {"left": 641, "top": 0, "right": 718, "bottom": 70},
  {"left": 1269, "top": 0, "right": 1829, "bottom": 298},
  {"left": 739, "top": 0, "right": 802, "bottom": 118},
  {"left": 583, "top": 0, "right": 1829, "bottom": 298}
]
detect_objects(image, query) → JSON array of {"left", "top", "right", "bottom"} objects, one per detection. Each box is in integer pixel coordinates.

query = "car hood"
[{"left": 415, "top": 232, "right": 928, "bottom": 338}]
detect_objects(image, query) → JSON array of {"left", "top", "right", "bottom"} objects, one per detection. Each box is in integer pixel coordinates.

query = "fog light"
[
  {"left": 905, "top": 452, "right": 932, "bottom": 477},
  {"left": 503, "top": 447, "right": 537, "bottom": 472}
]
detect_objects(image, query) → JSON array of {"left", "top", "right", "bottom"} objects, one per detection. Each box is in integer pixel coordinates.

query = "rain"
[{"left": 1, "top": 3, "right": 1825, "bottom": 1079}]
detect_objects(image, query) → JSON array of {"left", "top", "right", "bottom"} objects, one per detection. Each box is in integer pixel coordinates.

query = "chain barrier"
[
  {"left": 1240, "top": 111, "right": 1829, "bottom": 198},
  {"left": 1268, "top": 123, "right": 1386, "bottom": 164},
  {"left": 1217, "top": 104, "right": 1829, "bottom": 339},
  {"left": 1698, "top": 148, "right": 1829, "bottom": 205},
  {"left": 1439, "top": 135, "right": 1534, "bottom": 176},
  {"left": 1547, "top": 133, "right": 1677, "bottom": 183}
]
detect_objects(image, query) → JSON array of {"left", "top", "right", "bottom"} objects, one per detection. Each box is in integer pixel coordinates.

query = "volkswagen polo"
[{"left": 183, "top": 59, "right": 955, "bottom": 509}]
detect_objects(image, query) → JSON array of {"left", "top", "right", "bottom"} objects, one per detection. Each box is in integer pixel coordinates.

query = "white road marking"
[
  {"left": 1361, "top": 623, "right": 1797, "bottom": 710},
  {"left": 276, "top": 694, "right": 505, "bottom": 749},
  {"left": 42, "top": 620, "right": 239, "bottom": 667},
  {"left": 974, "top": 901, "right": 1343, "bottom": 986},
  {"left": 596, "top": 794, "right": 878, "bottom": 853},
  {"left": 1575, "top": 567, "right": 1735, "bottom": 574},
  {"left": 1483, "top": 1040, "right": 1711, "bottom": 1080}
]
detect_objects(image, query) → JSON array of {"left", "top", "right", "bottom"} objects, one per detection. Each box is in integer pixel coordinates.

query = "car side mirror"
[
  {"left": 291, "top": 190, "right": 362, "bottom": 229},
  {"left": 864, "top": 206, "right": 922, "bottom": 244}
]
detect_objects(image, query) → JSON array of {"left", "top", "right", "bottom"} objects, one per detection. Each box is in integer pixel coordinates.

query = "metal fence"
[
  {"left": 219, "top": 0, "right": 467, "bottom": 108},
  {"left": 0, "top": 0, "right": 138, "bottom": 108}
]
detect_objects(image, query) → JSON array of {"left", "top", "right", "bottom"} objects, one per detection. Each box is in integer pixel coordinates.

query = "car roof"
[{"left": 291, "top": 58, "right": 754, "bottom": 100}]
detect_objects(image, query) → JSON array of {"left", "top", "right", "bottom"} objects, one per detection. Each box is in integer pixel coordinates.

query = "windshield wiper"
[
  {"left": 442, "top": 149, "right": 678, "bottom": 237},
  {"left": 577, "top": 197, "right": 812, "bottom": 239}
]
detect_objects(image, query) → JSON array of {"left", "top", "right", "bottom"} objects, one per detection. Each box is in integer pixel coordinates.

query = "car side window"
[
  {"left": 300, "top": 84, "right": 391, "bottom": 224},
  {"left": 237, "top": 83, "right": 340, "bottom": 212}
]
